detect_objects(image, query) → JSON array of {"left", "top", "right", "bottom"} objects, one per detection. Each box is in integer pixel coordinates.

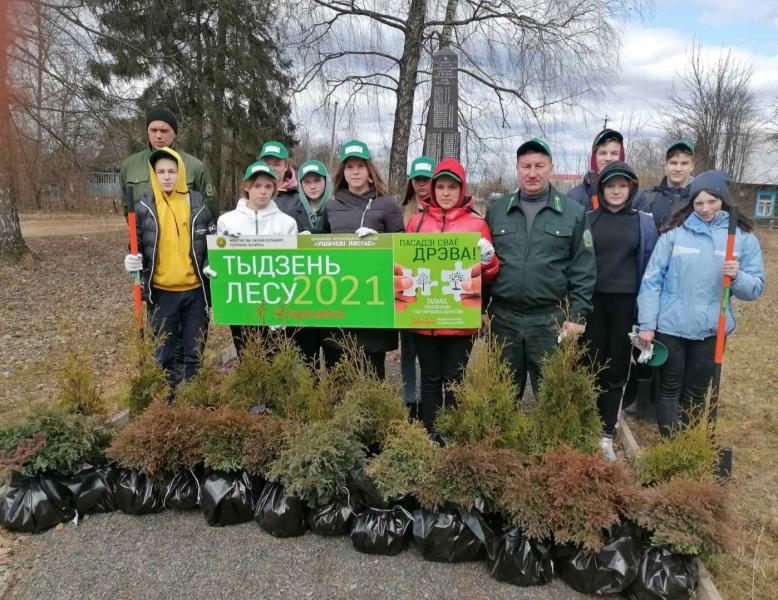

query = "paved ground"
[{"left": 5, "top": 511, "right": 591, "bottom": 600}]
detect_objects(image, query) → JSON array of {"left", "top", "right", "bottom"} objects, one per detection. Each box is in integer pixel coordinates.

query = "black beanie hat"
[{"left": 145, "top": 107, "right": 178, "bottom": 134}]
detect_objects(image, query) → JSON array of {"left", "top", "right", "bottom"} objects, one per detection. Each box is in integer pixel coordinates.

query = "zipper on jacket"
[
  {"left": 140, "top": 199, "right": 159, "bottom": 305},
  {"left": 190, "top": 204, "right": 209, "bottom": 307}
]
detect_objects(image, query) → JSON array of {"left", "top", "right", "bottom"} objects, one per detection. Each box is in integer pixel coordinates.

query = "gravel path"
[{"left": 6, "top": 511, "right": 591, "bottom": 600}]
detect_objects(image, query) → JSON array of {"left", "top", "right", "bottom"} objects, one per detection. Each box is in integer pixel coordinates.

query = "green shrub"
[
  {"left": 529, "top": 332, "right": 602, "bottom": 454},
  {"left": 636, "top": 419, "right": 718, "bottom": 484},
  {"left": 416, "top": 441, "right": 526, "bottom": 512},
  {"left": 219, "top": 330, "right": 315, "bottom": 416},
  {"left": 331, "top": 378, "right": 407, "bottom": 450},
  {"left": 268, "top": 421, "right": 364, "bottom": 507},
  {"left": 499, "top": 445, "right": 641, "bottom": 550},
  {"left": 57, "top": 347, "right": 105, "bottom": 415},
  {"left": 122, "top": 327, "right": 169, "bottom": 416},
  {"left": 175, "top": 354, "right": 225, "bottom": 408},
  {"left": 198, "top": 408, "right": 256, "bottom": 472},
  {"left": 0, "top": 409, "right": 113, "bottom": 478},
  {"left": 632, "top": 478, "right": 731, "bottom": 557},
  {"left": 435, "top": 334, "right": 532, "bottom": 450},
  {"left": 241, "top": 415, "right": 297, "bottom": 477},
  {"left": 366, "top": 420, "right": 438, "bottom": 501},
  {"left": 107, "top": 401, "right": 208, "bottom": 475}
]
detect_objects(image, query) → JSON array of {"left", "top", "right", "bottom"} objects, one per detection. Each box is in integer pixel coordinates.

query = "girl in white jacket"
[{"left": 216, "top": 161, "right": 298, "bottom": 356}]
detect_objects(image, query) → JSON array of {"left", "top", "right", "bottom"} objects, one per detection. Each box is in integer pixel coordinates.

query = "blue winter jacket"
[{"left": 637, "top": 210, "right": 765, "bottom": 339}]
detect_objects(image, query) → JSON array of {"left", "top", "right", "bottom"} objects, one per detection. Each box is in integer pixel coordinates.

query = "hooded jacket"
[
  {"left": 635, "top": 176, "right": 694, "bottom": 231},
  {"left": 637, "top": 209, "right": 765, "bottom": 340},
  {"left": 282, "top": 164, "right": 335, "bottom": 233},
  {"left": 134, "top": 149, "right": 215, "bottom": 306},
  {"left": 216, "top": 198, "right": 298, "bottom": 236},
  {"left": 406, "top": 158, "right": 499, "bottom": 336},
  {"left": 568, "top": 130, "right": 646, "bottom": 211},
  {"left": 587, "top": 161, "right": 658, "bottom": 294}
]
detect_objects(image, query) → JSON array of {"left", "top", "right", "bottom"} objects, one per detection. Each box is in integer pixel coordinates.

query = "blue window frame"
[{"left": 755, "top": 192, "right": 776, "bottom": 218}]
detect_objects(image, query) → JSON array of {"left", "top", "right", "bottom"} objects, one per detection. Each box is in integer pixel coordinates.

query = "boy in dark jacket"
[
  {"left": 123, "top": 147, "right": 216, "bottom": 385},
  {"left": 635, "top": 140, "right": 695, "bottom": 230}
]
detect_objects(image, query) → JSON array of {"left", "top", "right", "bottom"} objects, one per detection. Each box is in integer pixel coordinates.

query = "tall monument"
[{"left": 422, "top": 47, "right": 460, "bottom": 163}]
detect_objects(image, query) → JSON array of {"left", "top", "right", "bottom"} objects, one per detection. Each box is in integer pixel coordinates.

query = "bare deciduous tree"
[
  {"left": 661, "top": 43, "right": 759, "bottom": 183},
  {"left": 288, "top": 0, "right": 640, "bottom": 194}
]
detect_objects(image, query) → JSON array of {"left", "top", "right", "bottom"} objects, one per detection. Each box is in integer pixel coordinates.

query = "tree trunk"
[
  {"left": 0, "top": 0, "right": 31, "bottom": 260},
  {"left": 439, "top": 0, "right": 458, "bottom": 48},
  {"left": 388, "top": 0, "right": 427, "bottom": 197},
  {"left": 209, "top": 6, "right": 228, "bottom": 207}
]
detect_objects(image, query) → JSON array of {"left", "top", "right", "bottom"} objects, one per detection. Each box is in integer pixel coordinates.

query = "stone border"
[{"left": 617, "top": 415, "right": 724, "bottom": 600}]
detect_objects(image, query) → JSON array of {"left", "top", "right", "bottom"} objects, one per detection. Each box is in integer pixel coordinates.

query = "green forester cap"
[
  {"left": 666, "top": 139, "right": 695, "bottom": 158},
  {"left": 243, "top": 161, "right": 277, "bottom": 181},
  {"left": 299, "top": 159, "right": 328, "bottom": 179},
  {"left": 432, "top": 170, "right": 462, "bottom": 184},
  {"left": 339, "top": 139, "right": 370, "bottom": 161},
  {"left": 517, "top": 137, "right": 552, "bottom": 159},
  {"left": 259, "top": 140, "right": 290, "bottom": 160},
  {"left": 408, "top": 156, "right": 435, "bottom": 179}
]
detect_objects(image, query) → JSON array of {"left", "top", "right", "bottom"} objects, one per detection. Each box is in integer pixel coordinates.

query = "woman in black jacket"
[{"left": 324, "top": 140, "right": 404, "bottom": 378}]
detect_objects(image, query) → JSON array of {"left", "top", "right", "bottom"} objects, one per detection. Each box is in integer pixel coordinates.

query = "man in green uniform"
[
  {"left": 485, "top": 138, "right": 596, "bottom": 399},
  {"left": 120, "top": 107, "right": 219, "bottom": 217}
]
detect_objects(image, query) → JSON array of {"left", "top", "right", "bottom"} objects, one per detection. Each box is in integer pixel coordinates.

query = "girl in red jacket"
[{"left": 406, "top": 159, "right": 499, "bottom": 433}]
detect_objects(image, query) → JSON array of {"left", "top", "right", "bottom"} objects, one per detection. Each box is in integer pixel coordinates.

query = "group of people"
[{"left": 121, "top": 108, "right": 766, "bottom": 460}]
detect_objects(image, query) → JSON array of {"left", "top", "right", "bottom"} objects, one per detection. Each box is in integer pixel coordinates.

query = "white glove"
[
  {"left": 202, "top": 265, "right": 217, "bottom": 279},
  {"left": 478, "top": 238, "right": 495, "bottom": 264},
  {"left": 124, "top": 253, "right": 143, "bottom": 273},
  {"left": 628, "top": 326, "right": 654, "bottom": 364},
  {"left": 355, "top": 227, "right": 378, "bottom": 238},
  {"left": 299, "top": 230, "right": 312, "bottom": 235}
]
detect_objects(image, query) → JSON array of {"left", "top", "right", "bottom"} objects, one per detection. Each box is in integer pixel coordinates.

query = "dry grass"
[{"left": 629, "top": 229, "right": 778, "bottom": 599}]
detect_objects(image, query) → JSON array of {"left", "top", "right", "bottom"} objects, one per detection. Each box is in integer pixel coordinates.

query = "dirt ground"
[{"left": 2, "top": 214, "right": 777, "bottom": 598}]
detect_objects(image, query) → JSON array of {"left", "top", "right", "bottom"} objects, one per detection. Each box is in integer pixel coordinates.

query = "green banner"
[{"left": 207, "top": 233, "right": 482, "bottom": 328}]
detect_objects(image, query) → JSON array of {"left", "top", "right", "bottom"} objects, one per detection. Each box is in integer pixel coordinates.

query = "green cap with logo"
[
  {"left": 408, "top": 156, "right": 435, "bottom": 179},
  {"left": 298, "top": 159, "right": 329, "bottom": 179},
  {"left": 432, "top": 170, "right": 462, "bottom": 184},
  {"left": 339, "top": 139, "right": 371, "bottom": 161},
  {"left": 258, "top": 140, "right": 290, "bottom": 160},
  {"left": 517, "top": 137, "right": 552, "bottom": 159},
  {"left": 243, "top": 161, "right": 277, "bottom": 181},
  {"left": 666, "top": 139, "right": 695, "bottom": 158}
]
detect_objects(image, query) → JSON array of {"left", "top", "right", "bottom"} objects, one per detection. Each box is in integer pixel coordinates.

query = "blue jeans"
[
  {"left": 400, "top": 331, "right": 418, "bottom": 405},
  {"left": 148, "top": 287, "right": 209, "bottom": 385}
]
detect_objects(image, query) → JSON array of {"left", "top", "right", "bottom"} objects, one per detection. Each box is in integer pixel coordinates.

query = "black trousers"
[
  {"left": 413, "top": 334, "right": 475, "bottom": 433},
  {"left": 583, "top": 293, "right": 636, "bottom": 436},
  {"left": 656, "top": 332, "right": 716, "bottom": 437},
  {"left": 289, "top": 328, "right": 341, "bottom": 370},
  {"left": 148, "top": 287, "right": 209, "bottom": 385}
]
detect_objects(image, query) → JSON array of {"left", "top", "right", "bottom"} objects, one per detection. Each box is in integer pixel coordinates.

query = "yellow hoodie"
[{"left": 149, "top": 148, "right": 200, "bottom": 292}]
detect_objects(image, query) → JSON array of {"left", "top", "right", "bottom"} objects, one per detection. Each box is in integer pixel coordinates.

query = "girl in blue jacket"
[{"left": 637, "top": 170, "right": 765, "bottom": 436}]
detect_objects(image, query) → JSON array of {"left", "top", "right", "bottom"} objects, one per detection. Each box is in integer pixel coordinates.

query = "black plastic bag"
[
  {"left": 162, "top": 469, "right": 201, "bottom": 511},
  {"left": 626, "top": 547, "right": 699, "bottom": 600},
  {"left": 350, "top": 506, "right": 412, "bottom": 556},
  {"left": 114, "top": 469, "right": 164, "bottom": 515},
  {"left": 64, "top": 463, "right": 118, "bottom": 515},
  {"left": 485, "top": 527, "right": 554, "bottom": 586},
  {"left": 200, "top": 470, "right": 258, "bottom": 527},
  {"left": 412, "top": 508, "right": 485, "bottom": 563},
  {"left": 0, "top": 471, "right": 75, "bottom": 533},
  {"left": 556, "top": 523, "right": 641, "bottom": 595},
  {"left": 346, "top": 464, "right": 388, "bottom": 510},
  {"left": 306, "top": 491, "right": 354, "bottom": 536},
  {"left": 254, "top": 480, "right": 307, "bottom": 537}
]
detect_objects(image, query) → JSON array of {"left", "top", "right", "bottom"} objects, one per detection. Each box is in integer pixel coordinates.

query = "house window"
[{"left": 755, "top": 192, "right": 776, "bottom": 218}]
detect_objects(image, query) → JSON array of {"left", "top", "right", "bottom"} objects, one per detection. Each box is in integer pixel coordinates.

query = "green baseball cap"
[
  {"left": 243, "top": 161, "right": 277, "bottom": 181},
  {"left": 432, "top": 170, "right": 462, "bottom": 184},
  {"left": 517, "top": 137, "right": 552, "bottom": 159},
  {"left": 600, "top": 167, "right": 638, "bottom": 185},
  {"left": 666, "top": 139, "right": 695, "bottom": 157},
  {"left": 408, "top": 156, "right": 435, "bottom": 179},
  {"left": 646, "top": 339, "right": 669, "bottom": 367},
  {"left": 148, "top": 148, "right": 177, "bottom": 166},
  {"left": 299, "top": 159, "right": 328, "bottom": 179},
  {"left": 593, "top": 128, "right": 623, "bottom": 147},
  {"left": 339, "top": 139, "right": 370, "bottom": 161},
  {"left": 258, "top": 140, "right": 290, "bottom": 160}
]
